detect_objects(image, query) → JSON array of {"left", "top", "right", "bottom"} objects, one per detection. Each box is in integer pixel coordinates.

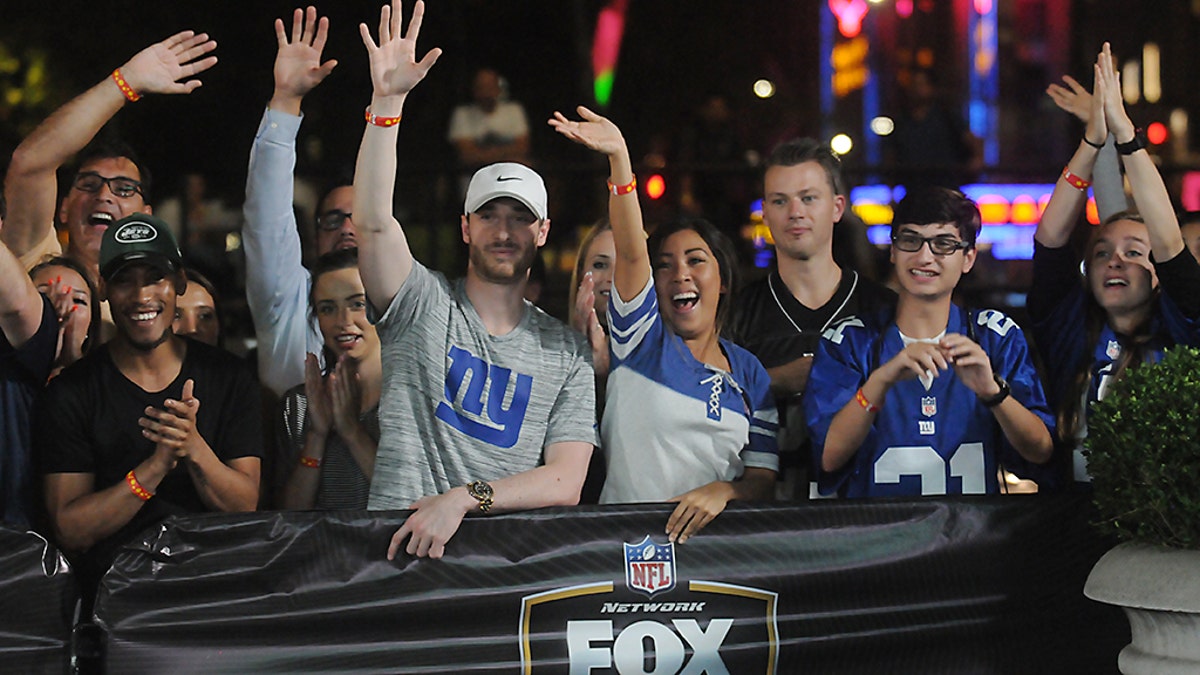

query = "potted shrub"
[{"left": 1082, "top": 346, "right": 1200, "bottom": 674}]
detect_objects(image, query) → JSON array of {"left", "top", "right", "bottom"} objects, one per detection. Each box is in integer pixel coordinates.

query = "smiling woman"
[
  {"left": 1028, "top": 42, "right": 1200, "bottom": 486},
  {"left": 277, "top": 248, "right": 382, "bottom": 511},
  {"left": 550, "top": 105, "right": 779, "bottom": 543}
]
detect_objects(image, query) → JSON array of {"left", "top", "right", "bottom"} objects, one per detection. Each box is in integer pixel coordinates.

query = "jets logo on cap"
[{"left": 114, "top": 222, "right": 158, "bottom": 243}]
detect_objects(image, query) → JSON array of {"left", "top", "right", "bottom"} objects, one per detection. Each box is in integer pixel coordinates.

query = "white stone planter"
[{"left": 1084, "top": 542, "right": 1200, "bottom": 674}]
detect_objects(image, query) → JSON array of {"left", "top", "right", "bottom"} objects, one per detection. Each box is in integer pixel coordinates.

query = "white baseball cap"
[{"left": 464, "top": 162, "right": 548, "bottom": 221}]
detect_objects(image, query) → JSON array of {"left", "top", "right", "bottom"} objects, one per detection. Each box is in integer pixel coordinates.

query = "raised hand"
[
  {"left": 549, "top": 106, "right": 627, "bottom": 157},
  {"left": 572, "top": 272, "right": 610, "bottom": 378},
  {"left": 120, "top": 31, "right": 219, "bottom": 96},
  {"left": 1046, "top": 75, "right": 1092, "bottom": 124},
  {"left": 359, "top": 0, "right": 442, "bottom": 99},
  {"left": 273, "top": 6, "right": 338, "bottom": 105},
  {"left": 304, "top": 352, "right": 333, "bottom": 436},
  {"left": 1097, "top": 42, "right": 1135, "bottom": 142}
]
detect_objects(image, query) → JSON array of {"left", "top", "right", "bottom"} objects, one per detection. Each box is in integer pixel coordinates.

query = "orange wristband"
[
  {"left": 299, "top": 456, "right": 322, "bottom": 469},
  {"left": 111, "top": 69, "right": 141, "bottom": 102},
  {"left": 126, "top": 470, "right": 153, "bottom": 501},
  {"left": 364, "top": 108, "right": 402, "bottom": 127},
  {"left": 607, "top": 175, "right": 637, "bottom": 196},
  {"left": 1061, "top": 166, "right": 1092, "bottom": 191},
  {"left": 855, "top": 388, "right": 880, "bottom": 414}
]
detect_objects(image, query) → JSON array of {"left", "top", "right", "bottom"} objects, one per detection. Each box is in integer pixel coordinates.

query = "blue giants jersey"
[{"left": 805, "top": 304, "right": 1055, "bottom": 498}]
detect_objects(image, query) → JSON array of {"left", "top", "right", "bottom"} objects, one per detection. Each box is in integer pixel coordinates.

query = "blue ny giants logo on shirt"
[{"left": 435, "top": 345, "right": 533, "bottom": 448}]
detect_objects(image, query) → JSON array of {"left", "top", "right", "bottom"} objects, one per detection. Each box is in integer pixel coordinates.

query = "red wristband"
[
  {"left": 607, "top": 175, "right": 637, "bottom": 196},
  {"left": 855, "top": 388, "right": 880, "bottom": 414},
  {"left": 112, "top": 69, "right": 141, "bottom": 102},
  {"left": 126, "top": 470, "right": 153, "bottom": 501},
  {"left": 364, "top": 108, "right": 402, "bottom": 127},
  {"left": 1061, "top": 166, "right": 1092, "bottom": 191},
  {"left": 299, "top": 456, "right": 322, "bottom": 469}
]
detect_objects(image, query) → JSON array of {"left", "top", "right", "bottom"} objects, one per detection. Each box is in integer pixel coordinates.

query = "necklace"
[{"left": 768, "top": 269, "right": 858, "bottom": 337}]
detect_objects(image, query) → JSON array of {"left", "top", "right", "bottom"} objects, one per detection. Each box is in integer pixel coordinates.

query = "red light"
[
  {"left": 1147, "top": 122, "right": 1168, "bottom": 145},
  {"left": 645, "top": 174, "right": 666, "bottom": 200},
  {"left": 974, "top": 0, "right": 992, "bottom": 14},
  {"left": 828, "top": 0, "right": 868, "bottom": 38}
]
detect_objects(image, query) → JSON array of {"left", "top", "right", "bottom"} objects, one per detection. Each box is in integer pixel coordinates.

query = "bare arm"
[
  {"left": 940, "top": 334, "right": 1052, "bottom": 465},
  {"left": 549, "top": 107, "right": 649, "bottom": 302},
  {"left": 352, "top": 0, "right": 441, "bottom": 311},
  {"left": 44, "top": 448, "right": 176, "bottom": 553},
  {"left": 822, "top": 342, "right": 951, "bottom": 473},
  {"left": 139, "top": 379, "right": 259, "bottom": 512},
  {"left": 0, "top": 239, "right": 45, "bottom": 347},
  {"left": 2, "top": 31, "right": 217, "bottom": 257},
  {"left": 1097, "top": 43, "right": 1185, "bottom": 260},
  {"left": 386, "top": 440, "right": 590, "bottom": 560},
  {"left": 1036, "top": 65, "right": 1107, "bottom": 249}
]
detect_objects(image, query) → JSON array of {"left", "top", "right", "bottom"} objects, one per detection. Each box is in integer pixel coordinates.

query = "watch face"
[{"left": 471, "top": 481, "right": 494, "bottom": 499}]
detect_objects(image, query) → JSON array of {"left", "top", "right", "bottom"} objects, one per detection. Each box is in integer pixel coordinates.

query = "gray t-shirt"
[{"left": 367, "top": 263, "right": 597, "bottom": 509}]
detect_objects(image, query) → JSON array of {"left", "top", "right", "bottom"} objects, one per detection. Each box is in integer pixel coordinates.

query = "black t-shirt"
[
  {"left": 35, "top": 338, "right": 262, "bottom": 569},
  {"left": 730, "top": 268, "right": 896, "bottom": 497},
  {"left": 1, "top": 296, "right": 58, "bottom": 528}
]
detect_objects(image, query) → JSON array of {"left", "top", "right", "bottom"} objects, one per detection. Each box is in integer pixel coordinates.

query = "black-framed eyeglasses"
[
  {"left": 72, "top": 172, "right": 143, "bottom": 199},
  {"left": 317, "top": 210, "right": 352, "bottom": 231},
  {"left": 891, "top": 232, "right": 971, "bottom": 256}
]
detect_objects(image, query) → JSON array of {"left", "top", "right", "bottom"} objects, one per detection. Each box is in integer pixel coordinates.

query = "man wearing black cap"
[{"left": 35, "top": 214, "right": 261, "bottom": 590}]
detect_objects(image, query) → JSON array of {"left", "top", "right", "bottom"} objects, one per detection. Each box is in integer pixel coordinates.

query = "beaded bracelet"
[
  {"left": 607, "top": 175, "right": 637, "bottom": 196},
  {"left": 111, "top": 69, "right": 141, "bottom": 102},
  {"left": 364, "top": 108, "right": 402, "bottom": 127},
  {"left": 126, "top": 470, "right": 153, "bottom": 501},
  {"left": 299, "top": 456, "right": 322, "bottom": 469},
  {"left": 1061, "top": 166, "right": 1092, "bottom": 191},
  {"left": 855, "top": 388, "right": 880, "bottom": 414}
]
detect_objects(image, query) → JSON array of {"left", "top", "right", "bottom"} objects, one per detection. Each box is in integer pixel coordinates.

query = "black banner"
[
  {"left": 93, "top": 496, "right": 1127, "bottom": 674},
  {"left": 0, "top": 526, "right": 75, "bottom": 674}
]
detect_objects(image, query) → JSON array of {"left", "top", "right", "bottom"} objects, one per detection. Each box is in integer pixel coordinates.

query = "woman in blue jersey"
[
  {"left": 1031, "top": 43, "right": 1200, "bottom": 484},
  {"left": 551, "top": 106, "right": 778, "bottom": 543},
  {"left": 279, "top": 249, "right": 382, "bottom": 509}
]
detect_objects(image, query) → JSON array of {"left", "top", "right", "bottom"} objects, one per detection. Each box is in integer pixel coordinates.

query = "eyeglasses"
[
  {"left": 317, "top": 210, "right": 352, "bottom": 231},
  {"left": 891, "top": 232, "right": 971, "bottom": 256},
  {"left": 72, "top": 172, "right": 143, "bottom": 199}
]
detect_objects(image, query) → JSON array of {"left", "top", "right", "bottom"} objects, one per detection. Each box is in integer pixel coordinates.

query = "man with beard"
[
  {"left": 353, "top": 0, "right": 595, "bottom": 560},
  {"left": 36, "top": 214, "right": 261, "bottom": 595}
]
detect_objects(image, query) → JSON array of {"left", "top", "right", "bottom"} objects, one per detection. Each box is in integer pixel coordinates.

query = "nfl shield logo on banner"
[
  {"left": 624, "top": 536, "right": 676, "bottom": 598},
  {"left": 921, "top": 396, "right": 936, "bottom": 417}
]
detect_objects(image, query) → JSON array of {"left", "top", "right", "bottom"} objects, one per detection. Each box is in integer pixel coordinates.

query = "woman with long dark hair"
[
  {"left": 551, "top": 106, "right": 778, "bottom": 543},
  {"left": 1030, "top": 43, "right": 1200, "bottom": 485}
]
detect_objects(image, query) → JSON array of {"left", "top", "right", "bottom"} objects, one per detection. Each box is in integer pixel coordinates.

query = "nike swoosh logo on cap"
[{"left": 496, "top": 176, "right": 522, "bottom": 181}]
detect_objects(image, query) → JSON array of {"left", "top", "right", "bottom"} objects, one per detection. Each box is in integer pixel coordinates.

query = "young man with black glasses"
[{"left": 804, "top": 186, "right": 1054, "bottom": 498}]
